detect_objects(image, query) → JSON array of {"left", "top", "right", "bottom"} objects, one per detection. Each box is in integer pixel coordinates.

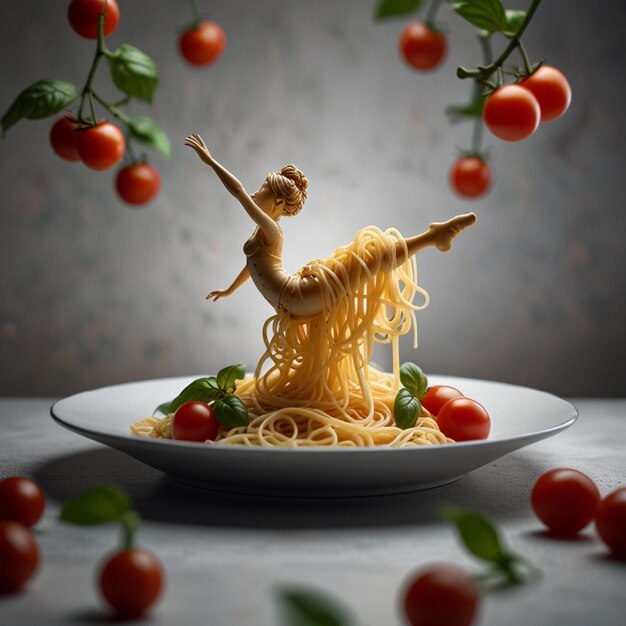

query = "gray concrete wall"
[{"left": 1, "top": 1, "right": 624, "bottom": 397}]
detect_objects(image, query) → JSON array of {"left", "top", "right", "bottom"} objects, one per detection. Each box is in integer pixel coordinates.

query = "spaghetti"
[{"left": 131, "top": 225, "right": 453, "bottom": 447}]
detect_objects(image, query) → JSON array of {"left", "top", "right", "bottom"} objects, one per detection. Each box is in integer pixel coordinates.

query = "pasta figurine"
[{"left": 132, "top": 134, "right": 477, "bottom": 447}]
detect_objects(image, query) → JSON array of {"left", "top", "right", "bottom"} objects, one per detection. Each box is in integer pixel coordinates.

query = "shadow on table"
[{"left": 34, "top": 447, "right": 542, "bottom": 530}]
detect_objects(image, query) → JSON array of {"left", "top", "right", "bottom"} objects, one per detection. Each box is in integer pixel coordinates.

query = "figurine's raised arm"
[{"left": 184, "top": 134, "right": 279, "bottom": 244}]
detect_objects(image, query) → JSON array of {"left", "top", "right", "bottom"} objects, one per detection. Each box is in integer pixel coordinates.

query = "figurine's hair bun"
[{"left": 267, "top": 165, "right": 308, "bottom": 216}]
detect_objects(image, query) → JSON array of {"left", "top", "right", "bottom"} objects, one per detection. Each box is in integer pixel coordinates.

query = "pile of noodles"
[{"left": 131, "top": 226, "right": 451, "bottom": 447}]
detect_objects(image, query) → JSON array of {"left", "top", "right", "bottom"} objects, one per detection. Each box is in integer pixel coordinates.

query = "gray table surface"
[{"left": 0, "top": 397, "right": 624, "bottom": 626}]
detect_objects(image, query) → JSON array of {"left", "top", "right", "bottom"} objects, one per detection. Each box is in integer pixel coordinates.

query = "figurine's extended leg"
[
  {"left": 399, "top": 212, "right": 477, "bottom": 262},
  {"left": 282, "top": 213, "right": 477, "bottom": 318}
]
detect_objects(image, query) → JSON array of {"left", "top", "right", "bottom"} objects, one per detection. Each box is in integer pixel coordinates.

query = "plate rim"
[{"left": 50, "top": 374, "right": 579, "bottom": 456}]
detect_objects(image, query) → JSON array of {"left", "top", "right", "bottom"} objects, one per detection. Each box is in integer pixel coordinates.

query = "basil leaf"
[
  {"left": 277, "top": 587, "right": 353, "bottom": 626},
  {"left": 399, "top": 362, "right": 428, "bottom": 399},
  {"left": 394, "top": 388, "right": 421, "bottom": 429},
  {"left": 504, "top": 10, "right": 526, "bottom": 36},
  {"left": 453, "top": 0, "right": 507, "bottom": 34},
  {"left": 166, "top": 377, "right": 221, "bottom": 414},
  {"left": 60, "top": 485, "right": 132, "bottom": 526},
  {"left": 154, "top": 401, "right": 173, "bottom": 415},
  {"left": 128, "top": 115, "right": 171, "bottom": 157},
  {"left": 216, "top": 364, "right": 246, "bottom": 391},
  {"left": 213, "top": 394, "right": 249, "bottom": 428},
  {"left": 108, "top": 44, "right": 159, "bottom": 104},
  {"left": 1, "top": 80, "right": 78, "bottom": 135},
  {"left": 374, "top": 0, "right": 423, "bottom": 21},
  {"left": 441, "top": 506, "right": 511, "bottom": 565}
]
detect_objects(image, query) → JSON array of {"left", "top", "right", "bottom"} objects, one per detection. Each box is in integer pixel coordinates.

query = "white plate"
[{"left": 50, "top": 376, "right": 577, "bottom": 497}]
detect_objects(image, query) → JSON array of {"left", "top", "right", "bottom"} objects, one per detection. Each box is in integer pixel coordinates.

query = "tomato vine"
[
  {"left": 1, "top": 0, "right": 169, "bottom": 206},
  {"left": 375, "top": 0, "right": 571, "bottom": 199}
]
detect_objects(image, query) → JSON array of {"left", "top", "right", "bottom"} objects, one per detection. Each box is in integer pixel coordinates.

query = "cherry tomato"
[
  {"left": 483, "top": 85, "right": 540, "bottom": 142},
  {"left": 422, "top": 385, "right": 464, "bottom": 416},
  {"left": 172, "top": 401, "right": 220, "bottom": 442},
  {"left": 437, "top": 397, "right": 490, "bottom": 441},
  {"left": 179, "top": 21, "right": 226, "bottom": 66},
  {"left": 403, "top": 563, "right": 480, "bottom": 626},
  {"left": 399, "top": 23, "right": 447, "bottom": 71},
  {"left": 520, "top": 65, "right": 571, "bottom": 122},
  {"left": 99, "top": 549, "right": 164, "bottom": 617},
  {"left": 76, "top": 122, "right": 125, "bottom": 171},
  {"left": 595, "top": 487, "right": 626, "bottom": 560},
  {"left": 531, "top": 468, "right": 601, "bottom": 536},
  {"left": 49, "top": 115, "right": 81, "bottom": 162},
  {"left": 68, "top": 0, "right": 120, "bottom": 39},
  {"left": 116, "top": 163, "right": 161, "bottom": 206},
  {"left": 0, "top": 477, "right": 45, "bottom": 528},
  {"left": 0, "top": 521, "right": 40, "bottom": 593},
  {"left": 449, "top": 157, "right": 492, "bottom": 199}
]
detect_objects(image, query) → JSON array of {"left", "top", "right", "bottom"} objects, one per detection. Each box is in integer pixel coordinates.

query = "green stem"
[
  {"left": 456, "top": 0, "right": 544, "bottom": 83},
  {"left": 188, "top": 0, "right": 202, "bottom": 24},
  {"left": 516, "top": 40, "right": 533, "bottom": 75},
  {"left": 125, "top": 135, "right": 140, "bottom": 165},
  {"left": 121, "top": 510, "right": 140, "bottom": 551},
  {"left": 478, "top": 33, "right": 493, "bottom": 66},
  {"left": 425, "top": 0, "right": 444, "bottom": 28},
  {"left": 471, "top": 116, "right": 483, "bottom": 155},
  {"left": 92, "top": 91, "right": 131, "bottom": 125},
  {"left": 87, "top": 92, "right": 98, "bottom": 124},
  {"left": 77, "top": 9, "right": 108, "bottom": 123}
]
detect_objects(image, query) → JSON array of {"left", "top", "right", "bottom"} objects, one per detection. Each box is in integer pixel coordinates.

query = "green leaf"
[
  {"left": 1, "top": 80, "right": 78, "bottom": 135},
  {"left": 154, "top": 401, "right": 173, "bottom": 415},
  {"left": 277, "top": 587, "right": 353, "bottom": 626},
  {"left": 446, "top": 94, "right": 486, "bottom": 120},
  {"left": 453, "top": 0, "right": 507, "bottom": 33},
  {"left": 504, "top": 10, "right": 526, "bottom": 36},
  {"left": 374, "top": 0, "right": 423, "bottom": 20},
  {"left": 128, "top": 115, "right": 171, "bottom": 157},
  {"left": 441, "top": 506, "right": 511, "bottom": 565},
  {"left": 60, "top": 485, "right": 133, "bottom": 526},
  {"left": 108, "top": 44, "right": 159, "bottom": 104},
  {"left": 213, "top": 394, "right": 249, "bottom": 428},
  {"left": 394, "top": 388, "right": 421, "bottom": 429},
  {"left": 165, "top": 376, "right": 221, "bottom": 414},
  {"left": 216, "top": 364, "right": 246, "bottom": 391},
  {"left": 399, "top": 362, "right": 428, "bottom": 398}
]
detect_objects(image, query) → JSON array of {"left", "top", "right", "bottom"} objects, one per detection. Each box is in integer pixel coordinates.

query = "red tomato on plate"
[
  {"left": 172, "top": 401, "right": 220, "bottom": 442},
  {"left": 437, "top": 398, "right": 490, "bottom": 441}
]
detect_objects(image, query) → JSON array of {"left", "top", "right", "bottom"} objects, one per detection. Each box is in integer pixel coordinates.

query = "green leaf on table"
[
  {"left": 162, "top": 376, "right": 221, "bottom": 415},
  {"left": 503, "top": 10, "right": 526, "bottom": 36},
  {"left": 216, "top": 364, "right": 246, "bottom": 392},
  {"left": 374, "top": 0, "right": 423, "bottom": 20},
  {"left": 441, "top": 506, "right": 511, "bottom": 565},
  {"left": 60, "top": 485, "right": 133, "bottom": 526},
  {"left": 108, "top": 44, "right": 159, "bottom": 104},
  {"left": 453, "top": 0, "right": 507, "bottom": 34},
  {"left": 277, "top": 587, "right": 353, "bottom": 626},
  {"left": 1, "top": 80, "right": 78, "bottom": 135},
  {"left": 399, "top": 362, "right": 428, "bottom": 398},
  {"left": 394, "top": 388, "right": 421, "bottom": 430},
  {"left": 128, "top": 115, "right": 171, "bottom": 157},
  {"left": 214, "top": 394, "right": 249, "bottom": 428}
]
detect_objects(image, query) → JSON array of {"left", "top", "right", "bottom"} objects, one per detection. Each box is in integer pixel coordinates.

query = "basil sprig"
[
  {"left": 441, "top": 506, "right": 542, "bottom": 589},
  {"left": 156, "top": 364, "right": 249, "bottom": 428},
  {"left": 60, "top": 484, "right": 140, "bottom": 551},
  {"left": 393, "top": 362, "right": 428, "bottom": 429}
]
